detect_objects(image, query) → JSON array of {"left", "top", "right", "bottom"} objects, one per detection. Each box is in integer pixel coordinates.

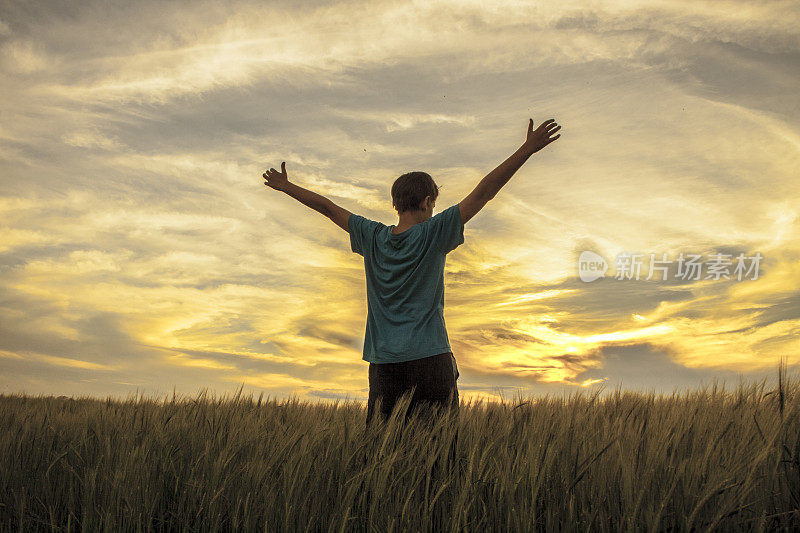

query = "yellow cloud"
[
  {"left": 8, "top": 350, "right": 116, "bottom": 371},
  {"left": 164, "top": 352, "right": 237, "bottom": 371},
  {"left": 2, "top": 0, "right": 799, "bottom": 402}
]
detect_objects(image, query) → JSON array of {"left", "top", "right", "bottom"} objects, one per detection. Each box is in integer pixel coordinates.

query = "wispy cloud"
[{"left": 1, "top": 0, "right": 798, "bottom": 403}]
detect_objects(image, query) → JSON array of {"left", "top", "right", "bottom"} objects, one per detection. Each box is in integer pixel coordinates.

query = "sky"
[{"left": 1, "top": 0, "right": 799, "bottom": 405}]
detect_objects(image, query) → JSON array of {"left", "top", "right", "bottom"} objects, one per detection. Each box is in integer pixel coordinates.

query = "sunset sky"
[{"left": 1, "top": 0, "right": 799, "bottom": 404}]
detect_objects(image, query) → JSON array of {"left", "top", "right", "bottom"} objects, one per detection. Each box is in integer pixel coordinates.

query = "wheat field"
[{"left": 2, "top": 364, "right": 800, "bottom": 531}]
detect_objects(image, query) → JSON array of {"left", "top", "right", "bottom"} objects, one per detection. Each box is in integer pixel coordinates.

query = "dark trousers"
[
  {"left": 362, "top": 352, "right": 463, "bottom": 491},
  {"left": 366, "top": 351, "right": 459, "bottom": 425}
]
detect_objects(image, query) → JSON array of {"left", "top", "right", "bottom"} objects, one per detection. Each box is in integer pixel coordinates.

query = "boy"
[{"left": 262, "top": 117, "right": 561, "bottom": 424}]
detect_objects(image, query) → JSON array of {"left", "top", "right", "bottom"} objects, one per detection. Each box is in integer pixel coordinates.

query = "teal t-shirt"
[{"left": 349, "top": 204, "right": 465, "bottom": 364}]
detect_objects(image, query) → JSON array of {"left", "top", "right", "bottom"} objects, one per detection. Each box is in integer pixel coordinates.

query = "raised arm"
[
  {"left": 458, "top": 117, "right": 561, "bottom": 225},
  {"left": 263, "top": 162, "right": 351, "bottom": 232}
]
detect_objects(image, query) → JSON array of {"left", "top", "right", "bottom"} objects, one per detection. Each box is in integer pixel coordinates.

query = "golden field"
[{"left": 2, "top": 364, "right": 799, "bottom": 531}]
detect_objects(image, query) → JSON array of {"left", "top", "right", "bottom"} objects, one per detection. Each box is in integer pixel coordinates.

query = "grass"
[{"left": 2, "top": 360, "right": 800, "bottom": 531}]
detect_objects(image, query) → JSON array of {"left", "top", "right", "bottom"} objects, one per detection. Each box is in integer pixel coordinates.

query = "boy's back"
[
  {"left": 262, "top": 115, "right": 561, "bottom": 423},
  {"left": 348, "top": 203, "right": 464, "bottom": 364}
]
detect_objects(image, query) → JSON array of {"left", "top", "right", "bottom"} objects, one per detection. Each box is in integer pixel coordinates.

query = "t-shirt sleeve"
[
  {"left": 428, "top": 204, "right": 465, "bottom": 254},
  {"left": 348, "top": 213, "right": 380, "bottom": 256}
]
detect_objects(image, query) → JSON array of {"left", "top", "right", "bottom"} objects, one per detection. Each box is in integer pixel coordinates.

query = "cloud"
[
  {"left": 573, "top": 342, "right": 787, "bottom": 395},
  {"left": 0, "top": 39, "right": 49, "bottom": 73},
  {"left": 1, "top": 0, "right": 798, "bottom": 402},
  {"left": 308, "top": 389, "right": 367, "bottom": 402}
]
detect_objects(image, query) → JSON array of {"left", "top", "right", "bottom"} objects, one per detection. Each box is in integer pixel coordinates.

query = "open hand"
[
  {"left": 263, "top": 162, "right": 289, "bottom": 191},
  {"left": 523, "top": 118, "right": 561, "bottom": 155}
]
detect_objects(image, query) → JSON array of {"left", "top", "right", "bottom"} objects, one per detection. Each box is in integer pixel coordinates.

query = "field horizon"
[
  {"left": 3, "top": 361, "right": 800, "bottom": 531},
  {"left": 18, "top": 360, "right": 800, "bottom": 412}
]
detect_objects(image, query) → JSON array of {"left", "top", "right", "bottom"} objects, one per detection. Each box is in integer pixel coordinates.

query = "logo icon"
[{"left": 578, "top": 251, "right": 608, "bottom": 282}]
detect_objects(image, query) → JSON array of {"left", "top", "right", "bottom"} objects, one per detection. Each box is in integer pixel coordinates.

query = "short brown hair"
[{"left": 391, "top": 171, "right": 439, "bottom": 213}]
